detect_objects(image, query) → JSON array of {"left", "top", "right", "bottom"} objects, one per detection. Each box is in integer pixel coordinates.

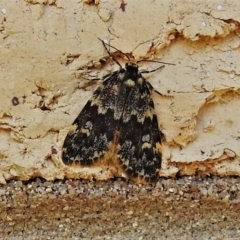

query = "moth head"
[
  {"left": 124, "top": 62, "right": 139, "bottom": 82},
  {"left": 125, "top": 62, "right": 138, "bottom": 71}
]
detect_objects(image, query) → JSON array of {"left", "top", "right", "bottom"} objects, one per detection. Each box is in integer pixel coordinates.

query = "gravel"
[{"left": 1, "top": 175, "right": 240, "bottom": 239}]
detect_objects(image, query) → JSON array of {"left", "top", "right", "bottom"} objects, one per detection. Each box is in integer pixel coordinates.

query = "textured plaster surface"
[{"left": 0, "top": 0, "right": 240, "bottom": 183}]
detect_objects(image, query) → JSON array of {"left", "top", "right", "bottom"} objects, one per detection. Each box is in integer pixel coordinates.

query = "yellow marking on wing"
[{"left": 68, "top": 124, "right": 78, "bottom": 133}]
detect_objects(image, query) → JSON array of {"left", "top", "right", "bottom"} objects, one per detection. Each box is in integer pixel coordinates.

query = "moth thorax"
[
  {"left": 125, "top": 79, "right": 135, "bottom": 87},
  {"left": 142, "top": 134, "right": 152, "bottom": 149},
  {"left": 142, "top": 134, "right": 150, "bottom": 142}
]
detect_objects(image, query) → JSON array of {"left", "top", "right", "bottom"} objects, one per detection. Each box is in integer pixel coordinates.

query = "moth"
[{"left": 62, "top": 39, "right": 167, "bottom": 180}]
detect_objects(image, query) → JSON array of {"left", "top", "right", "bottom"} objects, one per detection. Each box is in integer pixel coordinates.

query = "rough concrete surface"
[{"left": 1, "top": 176, "right": 240, "bottom": 239}]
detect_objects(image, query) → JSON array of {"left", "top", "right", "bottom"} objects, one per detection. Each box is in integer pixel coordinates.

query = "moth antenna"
[
  {"left": 137, "top": 59, "right": 175, "bottom": 66},
  {"left": 98, "top": 38, "right": 131, "bottom": 67},
  {"left": 132, "top": 39, "right": 153, "bottom": 53}
]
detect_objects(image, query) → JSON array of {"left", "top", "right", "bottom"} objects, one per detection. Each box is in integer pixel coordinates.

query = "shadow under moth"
[{"left": 62, "top": 39, "right": 167, "bottom": 180}]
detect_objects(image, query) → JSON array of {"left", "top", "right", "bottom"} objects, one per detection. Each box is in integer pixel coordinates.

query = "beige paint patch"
[{"left": 170, "top": 90, "right": 240, "bottom": 174}]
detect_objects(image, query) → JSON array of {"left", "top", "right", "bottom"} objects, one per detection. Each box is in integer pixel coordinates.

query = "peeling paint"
[{"left": 1, "top": 0, "right": 240, "bottom": 182}]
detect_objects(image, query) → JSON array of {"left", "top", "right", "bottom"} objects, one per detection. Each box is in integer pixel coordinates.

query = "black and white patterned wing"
[
  {"left": 62, "top": 69, "right": 127, "bottom": 165},
  {"left": 117, "top": 76, "right": 163, "bottom": 179}
]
